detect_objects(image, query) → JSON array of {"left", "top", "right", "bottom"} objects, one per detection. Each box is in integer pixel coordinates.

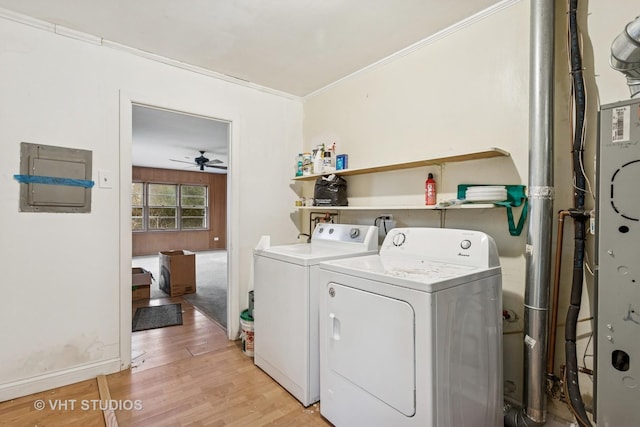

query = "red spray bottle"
[{"left": 425, "top": 173, "right": 436, "bottom": 206}]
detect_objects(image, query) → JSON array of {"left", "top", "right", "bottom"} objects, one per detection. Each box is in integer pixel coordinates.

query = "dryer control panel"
[{"left": 380, "top": 227, "right": 499, "bottom": 269}]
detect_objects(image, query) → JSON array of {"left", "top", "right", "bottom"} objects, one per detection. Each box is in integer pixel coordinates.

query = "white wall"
[
  {"left": 1, "top": 0, "right": 636, "bottom": 418},
  {"left": 302, "top": 0, "right": 639, "bottom": 423},
  {"left": 0, "top": 14, "right": 302, "bottom": 400},
  {"left": 304, "top": 0, "right": 532, "bottom": 408}
]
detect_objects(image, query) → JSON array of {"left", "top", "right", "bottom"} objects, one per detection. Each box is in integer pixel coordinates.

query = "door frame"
[{"left": 118, "top": 90, "right": 240, "bottom": 369}]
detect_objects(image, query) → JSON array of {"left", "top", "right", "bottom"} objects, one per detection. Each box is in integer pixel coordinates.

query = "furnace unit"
[{"left": 596, "top": 98, "right": 640, "bottom": 426}]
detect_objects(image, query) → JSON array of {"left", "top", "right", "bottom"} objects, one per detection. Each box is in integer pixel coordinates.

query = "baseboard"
[{"left": 0, "top": 358, "right": 122, "bottom": 402}]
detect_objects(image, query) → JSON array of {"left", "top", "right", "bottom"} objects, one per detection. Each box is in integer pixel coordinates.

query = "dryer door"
[{"left": 326, "top": 283, "right": 416, "bottom": 416}]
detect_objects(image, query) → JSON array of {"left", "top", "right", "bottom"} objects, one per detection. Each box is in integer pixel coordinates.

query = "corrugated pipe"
[
  {"left": 504, "top": 0, "right": 555, "bottom": 426},
  {"left": 563, "top": 1, "right": 592, "bottom": 425},
  {"left": 610, "top": 15, "right": 640, "bottom": 97}
]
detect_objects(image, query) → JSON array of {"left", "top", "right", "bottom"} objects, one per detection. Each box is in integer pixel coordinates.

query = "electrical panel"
[
  {"left": 596, "top": 99, "right": 640, "bottom": 426},
  {"left": 18, "top": 142, "right": 93, "bottom": 213}
]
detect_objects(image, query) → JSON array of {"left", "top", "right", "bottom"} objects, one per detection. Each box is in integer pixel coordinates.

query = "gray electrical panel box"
[
  {"left": 18, "top": 142, "right": 93, "bottom": 213},
  {"left": 596, "top": 99, "right": 640, "bottom": 426}
]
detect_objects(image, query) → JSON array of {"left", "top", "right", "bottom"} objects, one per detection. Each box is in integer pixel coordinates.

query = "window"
[
  {"left": 148, "top": 184, "right": 177, "bottom": 230},
  {"left": 131, "top": 183, "right": 144, "bottom": 231},
  {"left": 180, "top": 185, "right": 207, "bottom": 229},
  {"left": 132, "top": 183, "right": 208, "bottom": 231}
]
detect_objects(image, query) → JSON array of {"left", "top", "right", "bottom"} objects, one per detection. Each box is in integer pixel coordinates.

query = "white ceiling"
[
  {"left": 0, "top": 0, "right": 502, "bottom": 171},
  {"left": 132, "top": 105, "right": 230, "bottom": 174}
]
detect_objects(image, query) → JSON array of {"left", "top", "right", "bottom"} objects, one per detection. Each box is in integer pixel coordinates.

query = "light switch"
[{"left": 99, "top": 170, "right": 113, "bottom": 188}]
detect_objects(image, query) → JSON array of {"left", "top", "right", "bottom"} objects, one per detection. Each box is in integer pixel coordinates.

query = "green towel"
[{"left": 457, "top": 184, "right": 528, "bottom": 236}]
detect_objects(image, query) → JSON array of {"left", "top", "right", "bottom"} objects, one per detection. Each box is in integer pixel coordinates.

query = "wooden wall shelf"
[{"left": 291, "top": 147, "right": 509, "bottom": 182}]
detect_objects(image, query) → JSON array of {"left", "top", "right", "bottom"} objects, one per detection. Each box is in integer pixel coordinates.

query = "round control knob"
[
  {"left": 460, "top": 239, "right": 472, "bottom": 250},
  {"left": 328, "top": 228, "right": 334, "bottom": 234},
  {"left": 349, "top": 228, "right": 360, "bottom": 238},
  {"left": 318, "top": 227, "right": 324, "bottom": 233},
  {"left": 392, "top": 232, "right": 406, "bottom": 247}
]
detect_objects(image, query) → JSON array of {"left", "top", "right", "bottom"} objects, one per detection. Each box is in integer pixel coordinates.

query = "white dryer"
[
  {"left": 319, "top": 227, "right": 503, "bottom": 427},
  {"left": 253, "top": 223, "right": 378, "bottom": 407}
]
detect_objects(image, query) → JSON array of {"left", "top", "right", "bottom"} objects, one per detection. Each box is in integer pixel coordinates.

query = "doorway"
[
  {"left": 119, "top": 91, "right": 240, "bottom": 370},
  {"left": 131, "top": 104, "right": 230, "bottom": 352}
]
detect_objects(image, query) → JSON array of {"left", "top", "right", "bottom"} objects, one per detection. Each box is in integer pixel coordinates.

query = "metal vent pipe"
[
  {"left": 504, "top": 0, "right": 555, "bottom": 425},
  {"left": 610, "top": 16, "right": 640, "bottom": 97}
]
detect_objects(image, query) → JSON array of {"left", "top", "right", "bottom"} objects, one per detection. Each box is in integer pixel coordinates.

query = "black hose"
[
  {"left": 564, "top": 213, "right": 591, "bottom": 427},
  {"left": 569, "top": 0, "right": 587, "bottom": 211},
  {"left": 564, "top": 1, "right": 593, "bottom": 426},
  {"left": 569, "top": 0, "right": 586, "bottom": 197}
]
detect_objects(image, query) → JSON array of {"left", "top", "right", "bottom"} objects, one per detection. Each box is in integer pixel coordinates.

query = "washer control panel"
[{"left": 312, "top": 223, "right": 377, "bottom": 245}]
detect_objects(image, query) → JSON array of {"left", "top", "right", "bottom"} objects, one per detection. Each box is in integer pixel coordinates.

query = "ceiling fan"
[{"left": 170, "top": 150, "right": 227, "bottom": 171}]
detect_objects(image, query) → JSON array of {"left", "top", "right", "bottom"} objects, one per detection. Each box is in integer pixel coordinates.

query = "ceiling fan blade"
[
  {"left": 169, "top": 159, "right": 197, "bottom": 165},
  {"left": 170, "top": 152, "right": 226, "bottom": 172}
]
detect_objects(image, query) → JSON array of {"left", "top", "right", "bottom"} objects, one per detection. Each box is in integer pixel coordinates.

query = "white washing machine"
[
  {"left": 319, "top": 227, "right": 503, "bottom": 427},
  {"left": 253, "top": 223, "right": 378, "bottom": 407}
]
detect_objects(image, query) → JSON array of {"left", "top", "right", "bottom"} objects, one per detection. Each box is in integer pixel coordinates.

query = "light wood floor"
[{"left": 0, "top": 297, "right": 332, "bottom": 426}]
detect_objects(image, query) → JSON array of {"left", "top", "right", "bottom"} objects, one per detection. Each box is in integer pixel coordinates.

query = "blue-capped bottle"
[{"left": 295, "top": 153, "right": 304, "bottom": 177}]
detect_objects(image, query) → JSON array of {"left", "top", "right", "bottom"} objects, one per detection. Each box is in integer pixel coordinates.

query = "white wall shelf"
[
  {"left": 291, "top": 147, "right": 509, "bottom": 181},
  {"left": 294, "top": 146, "right": 511, "bottom": 230},
  {"left": 296, "top": 204, "right": 497, "bottom": 211}
]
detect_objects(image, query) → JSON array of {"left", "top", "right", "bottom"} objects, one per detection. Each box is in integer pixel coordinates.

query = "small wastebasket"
[{"left": 240, "top": 309, "right": 254, "bottom": 357}]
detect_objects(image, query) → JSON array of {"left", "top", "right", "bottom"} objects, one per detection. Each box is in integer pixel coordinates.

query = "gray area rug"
[
  {"left": 132, "top": 303, "right": 183, "bottom": 332},
  {"left": 132, "top": 250, "right": 228, "bottom": 329}
]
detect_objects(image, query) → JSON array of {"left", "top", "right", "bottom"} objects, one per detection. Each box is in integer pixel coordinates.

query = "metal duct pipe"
[
  {"left": 610, "top": 16, "right": 640, "bottom": 97},
  {"left": 504, "top": 0, "right": 555, "bottom": 425}
]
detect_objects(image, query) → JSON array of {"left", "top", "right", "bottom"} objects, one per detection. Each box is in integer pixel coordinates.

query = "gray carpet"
[
  {"left": 132, "top": 303, "right": 183, "bottom": 332},
  {"left": 132, "top": 250, "right": 228, "bottom": 329}
]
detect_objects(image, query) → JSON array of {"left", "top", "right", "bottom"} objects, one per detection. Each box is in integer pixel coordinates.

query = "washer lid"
[
  {"left": 255, "top": 243, "right": 377, "bottom": 266},
  {"left": 253, "top": 224, "right": 379, "bottom": 265},
  {"left": 320, "top": 254, "right": 500, "bottom": 292}
]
